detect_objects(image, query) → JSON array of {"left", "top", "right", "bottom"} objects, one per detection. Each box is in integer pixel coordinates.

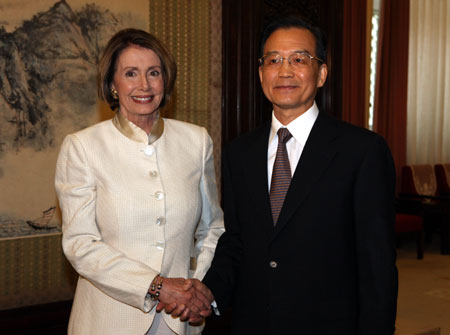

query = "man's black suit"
[{"left": 203, "top": 112, "right": 398, "bottom": 335}]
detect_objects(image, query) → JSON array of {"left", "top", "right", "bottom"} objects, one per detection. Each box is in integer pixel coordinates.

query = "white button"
[
  {"left": 269, "top": 261, "right": 277, "bottom": 268},
  {"left": 156, "top": 216, "right": 165, "bottom": 226},
  {"left": 149, "top": 170, "right": 158, "bottom": 178},
  {"left": 156, "top": 241, "right": 165, "bottom": 250},
  {"left": 143, "top": 146, "right": 154, "bottom": 156},
  {"left": 155, "top": 191, "right": 164, "bottom": 200}
]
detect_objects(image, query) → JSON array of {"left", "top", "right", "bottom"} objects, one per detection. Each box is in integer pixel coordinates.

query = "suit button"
[
  {"left": 149, "top": 170, "right": 158, "bottom": 178},
  {"left": 154, "top": 191, "right": 164, "bottom": 200},
  {"left": 143, "top": 145, "right": 154, "bottom": 156},
  {"left": 156, "top": 241, "right": 165, "bottom": 250},
  {"left": 156, "top": 216, "right": 165, "bottom": 226},
  {"left": 269, "top": 261, "right": 277, "bottom": 268}
]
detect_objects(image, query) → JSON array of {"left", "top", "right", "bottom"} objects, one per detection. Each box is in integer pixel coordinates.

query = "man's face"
[{"left": 259, "top": 27, "right": 327, "bottom": 118}]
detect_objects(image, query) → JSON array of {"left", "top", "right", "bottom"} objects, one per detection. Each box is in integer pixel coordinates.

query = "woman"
[{"left": 55, "top": 28, "right": 224, "bottom": 335}]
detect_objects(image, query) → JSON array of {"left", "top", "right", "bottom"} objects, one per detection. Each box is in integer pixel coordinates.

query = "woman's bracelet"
[{"left": 149, "top": 275, "right": 164, "bottom": 301}]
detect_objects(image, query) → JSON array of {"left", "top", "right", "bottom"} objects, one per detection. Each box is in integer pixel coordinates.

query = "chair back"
[
  {"left": 434, "top": 164, "right": 450, "bottom": 195},
  {"left": 401, "top": 165, "right": 437, "bottom": 196}
]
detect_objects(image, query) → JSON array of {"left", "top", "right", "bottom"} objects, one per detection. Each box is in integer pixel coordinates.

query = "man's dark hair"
[{"left": 259, "top": 16, "right": 327, "bottom": 63}]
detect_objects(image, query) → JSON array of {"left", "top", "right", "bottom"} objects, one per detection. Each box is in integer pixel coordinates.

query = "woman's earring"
[{"left": 111, "top": 88, "right": 119, "bottom": 100}]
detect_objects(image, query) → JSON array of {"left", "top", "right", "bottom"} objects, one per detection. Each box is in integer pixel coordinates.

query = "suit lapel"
[
  {"left": 272, "top": 112, "right": 340, "bottom": 238},
  {"left": 243, "top": 122, "right": 275, "bottom": 236}
]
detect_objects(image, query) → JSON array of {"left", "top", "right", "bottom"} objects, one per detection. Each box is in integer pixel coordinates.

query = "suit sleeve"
[
  {"left": 55, "top": 134, "right": 158, "bottom": 312},
  {"left": 202, "top": 145, "right": 243, "bottom": 311},
  {"left": 192, "top": 129, "right": 225, "bottom": 280},
  {"left": 353, "top": 135, "right": 398, "bottom": 334}
]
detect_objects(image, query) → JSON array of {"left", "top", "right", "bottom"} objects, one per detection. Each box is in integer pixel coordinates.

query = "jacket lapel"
[
  {"left": 272, "top": 112, "right": 340, "bottom": 238},
  {"left": 243, "top": 122, "right": 276, "bottom": 236}
]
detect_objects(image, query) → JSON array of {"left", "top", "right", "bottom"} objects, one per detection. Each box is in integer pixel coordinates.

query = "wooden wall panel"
[{"left": 222, "top": 0, "right": 266, "bottom": 144}]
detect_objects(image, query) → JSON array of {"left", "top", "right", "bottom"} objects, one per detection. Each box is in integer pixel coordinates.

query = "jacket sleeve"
[
  {"left": 192, "top": 128, "right": 225, "bottom": 280},
  {"left": 353, "top": 135, "right": 398, "bottom": 334},
  {"left": 55, "top": 134, "right": 158, "bottom": 313},
  {"left": 202, "top": 145, "right": 243, "bottom": 311}
]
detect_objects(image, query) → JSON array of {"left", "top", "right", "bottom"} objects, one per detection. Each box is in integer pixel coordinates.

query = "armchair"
[
  {"left": 399, "top": 165, "right": 449, "bottom": 255},
  {"left": 434, "top": 164, "right": 450, "bottom": 196}
]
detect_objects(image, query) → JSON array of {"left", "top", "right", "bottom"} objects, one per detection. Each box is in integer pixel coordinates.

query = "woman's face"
[{"left": 111, "top": 44, "right": 164, "bottom": 120}]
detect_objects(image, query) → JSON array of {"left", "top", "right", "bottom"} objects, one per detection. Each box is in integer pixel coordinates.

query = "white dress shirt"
[{"left": 267, "top": 102, "right": 319, "bottom": 191}]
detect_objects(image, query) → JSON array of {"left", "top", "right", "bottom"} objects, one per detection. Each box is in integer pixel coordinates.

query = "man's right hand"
[{"left": 155, "top": 278, "right": 215, "bottom": 323}]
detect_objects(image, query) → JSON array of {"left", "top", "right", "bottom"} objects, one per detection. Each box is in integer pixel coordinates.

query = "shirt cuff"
[
  {"left": 211, "top": 300, "right": 220, "bottom": 316},
  {"left": 144, "top": 292, "right": 153, "bottom": 312}
]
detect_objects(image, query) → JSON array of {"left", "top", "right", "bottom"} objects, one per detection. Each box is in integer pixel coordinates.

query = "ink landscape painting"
[{"left": 0, "top": 0, "right": 149, "bottom": 238}]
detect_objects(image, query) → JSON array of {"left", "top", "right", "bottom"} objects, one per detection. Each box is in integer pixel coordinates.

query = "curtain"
[
  {"left": 149, "top": 0, "right": 223, "bottom": 190},
  {"left": 373, "top": 0, "right": 409, "bottom": 191},
  {"left": 341, "top": 0, "right": 367, "bottom": 127},
  {"left": 407, "top": 0, "right": 450, "bottom": 164}
]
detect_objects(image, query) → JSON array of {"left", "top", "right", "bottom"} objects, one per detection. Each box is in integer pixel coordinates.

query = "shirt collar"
[
  {"left": 112, "top": 111, "right": 164, "bottom": 144},
  {"left": 269, "top": 102, "right": 319, "bottom": 146}
]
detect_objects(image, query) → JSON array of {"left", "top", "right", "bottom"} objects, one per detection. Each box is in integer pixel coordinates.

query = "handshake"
[{"left": 149, "top": 276, "right": 215, "bottom": 324}]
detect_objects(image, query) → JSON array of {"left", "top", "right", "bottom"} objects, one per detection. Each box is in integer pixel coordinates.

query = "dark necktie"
[{"left": 270, "top": 128, "right": 293, "bottom": 225}]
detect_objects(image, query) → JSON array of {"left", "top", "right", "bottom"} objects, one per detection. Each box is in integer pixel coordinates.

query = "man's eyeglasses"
[{"left": 258, "top": 52, "right": 324, "bottom": 68}]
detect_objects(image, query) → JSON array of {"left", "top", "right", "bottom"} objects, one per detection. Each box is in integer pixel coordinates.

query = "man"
[{"left": 166, "top": 16, "right": 398, "bottom": 334}]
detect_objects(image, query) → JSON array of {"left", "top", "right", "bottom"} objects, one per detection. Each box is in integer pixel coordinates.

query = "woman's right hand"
[{"left": 153, "top": 277, "right": 211, "bottom": 321}]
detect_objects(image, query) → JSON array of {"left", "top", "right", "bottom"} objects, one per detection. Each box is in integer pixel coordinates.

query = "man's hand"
[
  {"left": 183, "top": 279, "right": 214, "bottom": 323},
  {"left": 184, "top": 279, "right": 214, "bottom": 318},
  {"left": 154, "top": 278, "right": 215, "bottom": 324},
  {"left": 153, "top": 277, "right": 212, "bottom": 322}
]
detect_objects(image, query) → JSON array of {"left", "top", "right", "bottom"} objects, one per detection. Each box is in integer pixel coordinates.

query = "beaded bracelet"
[{"left": 149, "top": 275, "right": 163, "bottom": 301}]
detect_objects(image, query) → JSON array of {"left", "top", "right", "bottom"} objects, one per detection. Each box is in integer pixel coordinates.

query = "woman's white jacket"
[{"left": 55, "top": 114, "right": 224, "bottom": 335}]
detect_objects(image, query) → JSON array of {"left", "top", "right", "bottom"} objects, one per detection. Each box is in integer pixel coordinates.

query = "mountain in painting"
[{"left": 0, "top": 0, "right": 120, "bottom": 153}]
